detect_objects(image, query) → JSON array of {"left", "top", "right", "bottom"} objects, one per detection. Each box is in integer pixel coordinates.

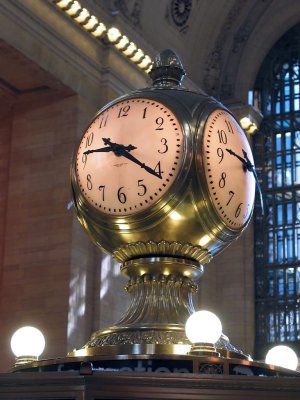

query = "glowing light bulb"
[
  {"left": 115, "top": 35, "right": 130, "bottom": 50},
  {"left": 248, "top": 123, "right": 258, "bottom": 134},
  {"left": 107, "top": 27, "right": 122, "bottom": 43},
  {"left": 131, "top": 49, "right": 144, "bottom": 62},
  {"left": 56, "top": 0, "right": 73, "bottom": 8},
  {"left": 92, "top": 23, "right": 106, "bottom": 38},
  {"left": 74, "top": 8, "right": 90, "bottom": 23},
  {"left": 185, "top": 310, "right": 222, "bottom": 344},
  {"left": 123, "top": 42, "right": 137, "bottom": 56},
  {"left": 66, "top": 1, "right": 81, "bottom": 16},
  {"left": 138, "top": 55, "right": 152, "bottom": 69},
  {"left": 11, "top": 326, "right": 45, "bottom": 364},
  {"left": 83, "top": 15, "right": 98, "bottom": 31},
  {"left": 265, "top": 345, "right": 298, "bottom": 370}
]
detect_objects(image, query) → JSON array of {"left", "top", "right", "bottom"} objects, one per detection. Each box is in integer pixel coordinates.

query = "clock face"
[
  {"left": 75, "top": 98, "right": 184, "bottom": 216},
  {"left": 202, "top": 109, "right": 256, "bottom": 230}
]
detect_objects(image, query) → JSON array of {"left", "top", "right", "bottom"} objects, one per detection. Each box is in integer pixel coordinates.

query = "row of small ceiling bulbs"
[{"left": 53, "top": 0, "right": 153, "bottom": 72}]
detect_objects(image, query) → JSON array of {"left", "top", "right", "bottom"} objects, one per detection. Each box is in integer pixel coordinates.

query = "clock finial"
[{"left": 149, "top": 49, "right": 186, "bottom": 87}]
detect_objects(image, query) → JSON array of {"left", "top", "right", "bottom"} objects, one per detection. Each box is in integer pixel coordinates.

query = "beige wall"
[{"left": 0, "top": 95, "right": 77, "bottom": 369}]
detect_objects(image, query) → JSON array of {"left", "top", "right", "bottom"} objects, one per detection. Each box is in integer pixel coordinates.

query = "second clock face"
[
  {"left": 75, "top": 98, "right": 184, "bottom": 216},
  {"left": 202, "top": 109, "right": 256, "bottom": 230}
]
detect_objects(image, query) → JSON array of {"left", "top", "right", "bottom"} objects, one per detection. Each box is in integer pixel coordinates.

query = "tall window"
[{"left": 253, "top": 24, "right": 300, "bottom": 359}]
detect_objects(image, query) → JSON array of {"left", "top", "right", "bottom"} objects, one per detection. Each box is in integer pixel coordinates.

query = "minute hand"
[
  {"left": 242, "top": 149, "right": 264, "bottom": 215},
  {"left": 117, "top": 147, "right": 162, "bottom": 179},
  {"left": 84, "top": 144, "right": 135, "bottom": 155}
]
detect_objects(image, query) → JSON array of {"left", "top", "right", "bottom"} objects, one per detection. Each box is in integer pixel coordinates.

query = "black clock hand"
[
  {"left": 84, "top": 137, "right": 161, "bottom": 179},
  {"left": 84, "top": 142, "right": 136, "bottom": 155},
  {"left": 226, "top": 148, "right": 264, "bottom": 215},
  {"left": 226, "top": 148, "right": 252, "bottom": 171},
  {"left": 101, "top": 138, "right": 162, "bottom": 179},
  {"left": 116, "top": 146, "right": 162, "bottom": 179},
  {"left": 101, "top": 138, "right": 137, "bottom": 155},
  {"left": 242, "top": 149, "right": 264, "bottom": 215},
  {"left": 84, "top": 147, "right": 114, "bottom": 155}
]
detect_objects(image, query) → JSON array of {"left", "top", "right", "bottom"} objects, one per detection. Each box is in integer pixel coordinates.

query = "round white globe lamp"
[
  {"left": 10, "top": 326, "right": 45, "bottom": 366},
  {"left": 185, "top": 310, "right": 222, "bottom": 356},
  {"left": 265, "top": 345, "right": 298, "bottom": 371}
]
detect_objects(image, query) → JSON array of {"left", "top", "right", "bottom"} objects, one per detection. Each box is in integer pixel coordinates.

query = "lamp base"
[
  {"left": 188, "top": 342, "right": 220, "bottom": 357},
  {"left": 14, "top": 355, "right": 38, "bottom": 366}
]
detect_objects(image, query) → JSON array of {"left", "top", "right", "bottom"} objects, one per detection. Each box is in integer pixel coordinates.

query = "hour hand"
[
  {"left": 84, "top": 140, "right": 136, "bottom": 155},
  {"left": 102, "top": 137, "right": 137, "bottom": 154},
  {"left": 226, "top": 148, "right": 252, "bottom": 171}
]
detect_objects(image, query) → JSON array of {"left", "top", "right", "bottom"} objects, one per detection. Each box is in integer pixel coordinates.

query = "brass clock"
[{"left": 71, "top": 49, "right": 256, "bottom": 264}]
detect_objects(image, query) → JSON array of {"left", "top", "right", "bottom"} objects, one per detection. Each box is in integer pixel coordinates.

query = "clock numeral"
[
  {"left": 154, "top": 161, "right": 163, "bottom": 178},
  {"left": 226, "top": 190, "right": 235, "bottom": 206},
  {"left": 235, "top": 202, "right": 243, "bottom": 218},
  {"left": 158, "top": 138, "right": 168, "bottom": 154},
  {"left": 225, "top": 119, "right": 234, "bottom": 134},
  {"left": 117, "top": 186, "right": 127, "bottom": 204},
  {"left": 117, "top": 105, "right": 130, "bottom": 118},
  {"left": 98, "top": 185, "right": 105, "bottom": 201},
  {"left": 137, "top": 179, "right": 147, "bottom": 196},
  {"left": 155, "top": 117, "right": 164, "bottom": 130},
  {"left": 99, "top": 115, "right": 108, "bottom": 128},
  {"left": 82, "top": 153, "right": 87, "bottom": 168},
  {"left": 86, "top": 174, "right": 93, "bottom": 190},
  {"left": 217, "top": 129, "right": 227, "bottom": 144},
  {"left": 142, "top": 107, "right": 147, "bottom": 119},
  {"left": 85, "top": 132, "right": 94, "bottom": 148},
  {"left": 218, "top": 172, "right": 226, "bottom": 188},
  {"left": 217, "top": 147, "right": 224, "bottom": 163}
]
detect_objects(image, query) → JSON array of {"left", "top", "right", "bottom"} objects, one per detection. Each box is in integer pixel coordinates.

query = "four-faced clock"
[
  {"left": 72, "top": 49, "right": 257, "bottom": 260},
  {"left": 75, "top": 98, "right": 185, "bottom": 216},
  {"left": 201, "top": 109, "right": 256, "bottom": 230}
]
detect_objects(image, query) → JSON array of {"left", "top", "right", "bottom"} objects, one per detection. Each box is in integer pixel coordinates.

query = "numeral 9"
[
  {"left": 217, "top": 147, "right": 224, "bottom": 163},
  {"left": 82, "top": 153, "right": 87, "bottom": 168}
]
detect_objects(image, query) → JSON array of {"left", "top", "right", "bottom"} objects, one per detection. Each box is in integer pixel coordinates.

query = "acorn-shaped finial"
[{"left": 149, "top": 49, "right": 186, "bottom": 87}]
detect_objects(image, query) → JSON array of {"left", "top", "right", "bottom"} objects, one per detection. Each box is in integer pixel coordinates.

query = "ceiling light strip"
[{"left": 52, "top": 0, "right": 153, "bottom": 72}]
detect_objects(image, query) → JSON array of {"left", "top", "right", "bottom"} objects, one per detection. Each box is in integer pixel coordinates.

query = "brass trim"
[
  {"left": 121, "top": 256, "right": 204, "bottom": 280},
  {"left": 69, "top": 343, "right": 191, "bottom": 357},
  {"left": 114, "top": 241, "right": 211, "bottom": 264}
]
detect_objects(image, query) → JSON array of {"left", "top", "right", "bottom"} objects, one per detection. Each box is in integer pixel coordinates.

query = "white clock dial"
[
  {"left": 75, "top": 98, "right": 184, "bottom": 216},
  {"left": 202, "top": 109, "right": 256, "bottom": 230}
]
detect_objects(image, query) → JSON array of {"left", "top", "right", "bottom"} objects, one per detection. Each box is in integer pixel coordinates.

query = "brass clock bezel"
[{"left": 71, "top": 92, "right": 193, "bottom": 232}]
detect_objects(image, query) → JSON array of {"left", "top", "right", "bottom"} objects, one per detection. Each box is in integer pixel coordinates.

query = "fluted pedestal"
[{"left": 70, "top": 257, "right": 203, "bottom": 356}]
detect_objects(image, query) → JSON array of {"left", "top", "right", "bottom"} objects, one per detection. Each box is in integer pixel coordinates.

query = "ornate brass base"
[
  {"left": 69, "top": 256, "right": 250, "bottom": 360},
  {"left": 70, "top": 257, "right": 201, "bottom": 357}
]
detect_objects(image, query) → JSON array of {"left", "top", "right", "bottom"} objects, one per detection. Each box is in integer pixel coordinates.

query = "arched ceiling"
[
  {"left": 3, "top": 0, "right": 300, "bottom": 108},
  {"left": 90, "top": 0, "right": 300, "bottom": 102}
]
